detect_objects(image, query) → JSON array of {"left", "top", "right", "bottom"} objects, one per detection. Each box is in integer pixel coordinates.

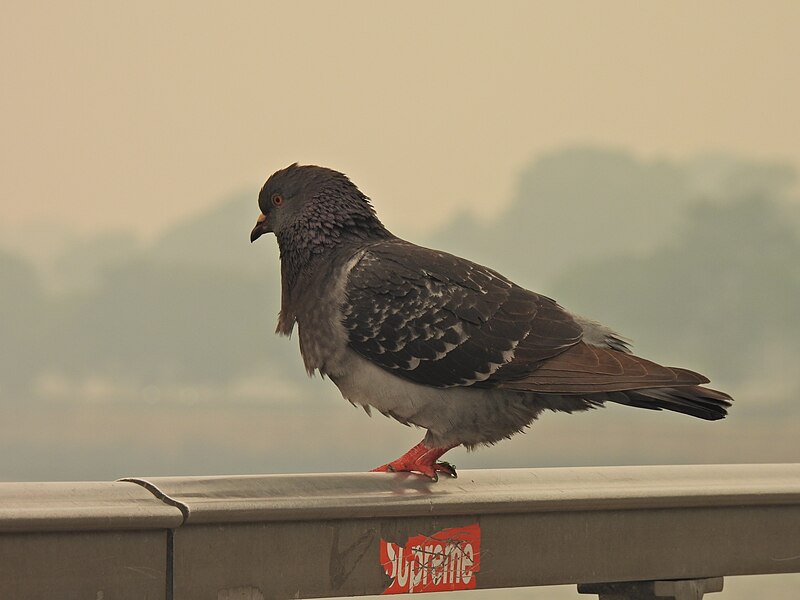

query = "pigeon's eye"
[{"left": 272, "top": 194, "right": 284, "bottom": 207}]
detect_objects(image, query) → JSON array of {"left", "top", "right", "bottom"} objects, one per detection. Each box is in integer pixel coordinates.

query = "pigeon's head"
[{"left": 250, "top": 163, "right": 387, "bottom": 244}]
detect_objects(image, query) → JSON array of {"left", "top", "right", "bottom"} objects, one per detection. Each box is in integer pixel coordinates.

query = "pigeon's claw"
[
  {"left": 369, "top": 461, "right": 456, "bottom": 481},
  {"left": 370, "top": 440, "right": 458, "bottom": 481},
  {"left": 435, "top": 461, "right": 458, "bottom": 479},
  {"left": 370, "top": 463, "right": 394, "bottom": 473}
]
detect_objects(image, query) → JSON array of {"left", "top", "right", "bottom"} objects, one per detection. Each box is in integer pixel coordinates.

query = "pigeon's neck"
[{"left": 275, "top": 211, "right": 392, "bottom": 334}]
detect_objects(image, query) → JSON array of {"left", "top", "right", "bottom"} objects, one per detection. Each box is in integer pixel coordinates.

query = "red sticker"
[{"left": 380, "top": 523, "right": 481, "bottom": 594}]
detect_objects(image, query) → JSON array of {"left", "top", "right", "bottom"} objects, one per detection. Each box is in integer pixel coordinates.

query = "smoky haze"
[
  {"left": 4, "top": 4, "right": 800, "bottom": 597},
  {"left": 4, "top": 148, "right": 799, "bottom": 599},
  {"left": 2, "top": 148, "right": 798, "bottom": 483}
]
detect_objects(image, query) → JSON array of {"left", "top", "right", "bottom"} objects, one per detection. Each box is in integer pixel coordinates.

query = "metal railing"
[{"left": 1, "top": 464, "right": 799, "bottom": 600}]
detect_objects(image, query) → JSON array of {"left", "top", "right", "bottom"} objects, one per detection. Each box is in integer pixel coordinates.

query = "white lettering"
[
  {"left": 422, "top": 545, "right": 433, "bottom": 585},
  {"left": 447, "top": 543, "right": 456, "bottom": 584},
  {"left": 430, "top": 544, "right": 443, "bottom": 584},
  {"left": 462, "top": 544, "right": 474, "bottom": 584},
  {"left": 386, "top": 543, "right": 397, "bottom": 579},
  {"left": 396, "top": 547, "right": 408, "bottom": 587}
]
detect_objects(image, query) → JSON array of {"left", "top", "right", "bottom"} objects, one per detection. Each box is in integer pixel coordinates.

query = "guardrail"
[{"left": 1, "top": 464, "right": 799, "bottom": 600}]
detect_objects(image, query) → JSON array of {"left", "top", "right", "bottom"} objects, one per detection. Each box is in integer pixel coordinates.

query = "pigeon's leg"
[{"left": 370, "top": 441, "right": 458, "bottom": 481}]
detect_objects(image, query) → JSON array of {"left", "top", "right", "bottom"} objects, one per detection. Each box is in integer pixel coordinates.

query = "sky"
[{"left": 2, "top": 1, "right": 800, "bottom": 247}]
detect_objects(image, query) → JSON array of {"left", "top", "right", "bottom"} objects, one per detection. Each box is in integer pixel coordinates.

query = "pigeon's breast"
[
  {"left": 329, "top": 347, "right": 548, "bottom": 447},
  {"left": 294, "top": 249, "right": 367, "bottom": 377}
]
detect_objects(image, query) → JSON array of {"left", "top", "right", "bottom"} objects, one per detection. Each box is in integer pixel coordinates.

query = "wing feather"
[
  {"left": 342, "top": 239, "right": 710, "bottom": 396},
  {"left": 342, "top": 240, "right": 582, "bottom": 387},
  {"left": 495, "top": 342, "right": 709, "bottom": 393}
]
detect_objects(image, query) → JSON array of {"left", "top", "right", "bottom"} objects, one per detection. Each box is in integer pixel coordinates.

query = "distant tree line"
[{"left": 2, "top": 149, "right": 798, "bottom": 402}]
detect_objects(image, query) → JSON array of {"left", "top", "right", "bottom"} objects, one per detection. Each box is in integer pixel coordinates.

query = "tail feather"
[{"left": 611, "top": 385, "right": 733, "bottom": 421}]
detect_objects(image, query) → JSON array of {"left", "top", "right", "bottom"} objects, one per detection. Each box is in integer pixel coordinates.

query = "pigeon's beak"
[{"left": 250, "top": 213, "right": 272, "bottom": 243}]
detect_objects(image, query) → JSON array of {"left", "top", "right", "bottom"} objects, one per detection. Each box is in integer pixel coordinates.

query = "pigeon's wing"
[
  {"left": 492, "top": 341, "right": 710, "bottom": 393},
  {"left": 342, "top": 240, "right": 583, "bottom": 387},
  {"left": 343, "top": 240, "right": 715, "bottom": 394}
]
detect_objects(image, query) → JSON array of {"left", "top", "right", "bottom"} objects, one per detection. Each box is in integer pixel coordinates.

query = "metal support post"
[{"left": 578, "top": 577, "right": 724, "bottom": 600}]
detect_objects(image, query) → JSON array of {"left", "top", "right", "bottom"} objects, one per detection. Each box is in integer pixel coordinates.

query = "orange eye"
[{"left": 272, "top": 194, "right": 284, "bottom": 207}]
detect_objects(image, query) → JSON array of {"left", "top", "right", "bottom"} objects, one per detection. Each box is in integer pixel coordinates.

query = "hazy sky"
[{"left": 2, "top": 1, "right": 799, "bottom": 242}]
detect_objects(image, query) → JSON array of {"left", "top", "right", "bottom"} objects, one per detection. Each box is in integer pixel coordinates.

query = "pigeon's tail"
[{"left": 609, "top": 385, "right": 733, "bottom": 421}]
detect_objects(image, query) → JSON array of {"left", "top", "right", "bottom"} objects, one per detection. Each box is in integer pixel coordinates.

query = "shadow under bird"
[{"left": 250, "top": 164, "right": 733, "bottom": 480}]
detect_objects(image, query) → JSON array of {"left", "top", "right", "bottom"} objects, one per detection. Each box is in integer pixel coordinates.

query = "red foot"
[{"left": 370, "top": 441, "right": 458, "bottom": 481}]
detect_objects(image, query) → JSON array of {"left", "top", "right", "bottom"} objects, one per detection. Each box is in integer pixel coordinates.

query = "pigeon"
[{"left": 250, "top": 164, "right": 732, "bottom": 480}]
